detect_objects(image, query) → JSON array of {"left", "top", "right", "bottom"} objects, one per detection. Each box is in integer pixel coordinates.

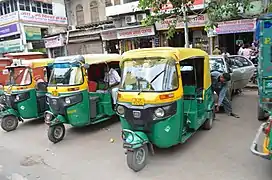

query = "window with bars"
[
  {"left": 19, "top": 0, "right": 30, "bottom": 11},
  {"left": 76, "top": 4, "right": 84, "bottom": 25},
  {"left": 0, "top": 0, "right": 52, "bottom": 15},
  {"left": 31, "top": 1, "right": 42, "bottom": 13},
  {"left": 42, "top": 3, "right": 52, "bottom": 14},
  {"left": 90, "top": 1, "right": 99, "bottom": 23}
]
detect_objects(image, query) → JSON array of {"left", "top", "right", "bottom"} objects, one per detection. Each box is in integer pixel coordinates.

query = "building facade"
[
  {"left": 0, "top": 0, "right": 67, "bottom": 55},
  {"left": 102, "top": 0, "right": 157, "bottom": 54}
]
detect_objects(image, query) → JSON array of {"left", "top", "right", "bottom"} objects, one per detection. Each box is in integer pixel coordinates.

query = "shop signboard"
[
  {"left": 44, "top": 35, "right": 64, "bottom": 48},
  {"left": 0, "top": 23, "right": 20, "bottom": 38},
  {"left": 155, "top": 14, "right": 207, "bottom": 31},
  {"left": 117, "top": 26, "right": 155, "bottom": 39},
  {"left": 215, "top": 19, "right": 256, "bottom": 34},
  {"left": 101, "top": 30, "right": 118, "bottom": 41},
  {"left": 19, "top": 11, "right": 67, "bottom": 25},
  {"left": 25, "top": 26, "right": 42, "bottom": 40},
  {"left": 0, "top": 39, "right": 24, "bottom": 53},
  {"left": 151, "top": 0, "right": 205, "bottom": 15},
  {"left": 0, "top": 12, "right": 19, "bottom": 26}
]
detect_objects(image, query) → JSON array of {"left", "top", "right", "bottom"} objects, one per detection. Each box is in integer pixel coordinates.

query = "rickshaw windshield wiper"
[{"left": 150, "top": 70, "right": 165, "bottom": 84}]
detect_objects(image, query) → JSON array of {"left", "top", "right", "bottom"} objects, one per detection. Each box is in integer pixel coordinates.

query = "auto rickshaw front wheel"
[
  {"left": 1, "top": 115, "right": 19, "bottom": 132},
  {"left": 48, "top": 124, "right": 65, "bottom": 143},
  {"left": 127, "top": 144, "right": 148, "bottom": 172}
]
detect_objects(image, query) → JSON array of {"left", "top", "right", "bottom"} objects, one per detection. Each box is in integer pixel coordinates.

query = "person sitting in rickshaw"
[
  {"left": 104, "top": 65, "right": 121, "bottom": 104},
  {"left": 211, "top": 71, "right": 240, "bottom": 118}
]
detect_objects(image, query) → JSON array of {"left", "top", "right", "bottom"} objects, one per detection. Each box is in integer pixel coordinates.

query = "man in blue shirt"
[{"left": 211, "top": 71, "right": 240, "bottom": 118}]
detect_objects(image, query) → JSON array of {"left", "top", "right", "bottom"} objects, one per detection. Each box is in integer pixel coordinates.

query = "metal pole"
[{"left": 182, "top": 5, "right": 189, "bottom": 48}]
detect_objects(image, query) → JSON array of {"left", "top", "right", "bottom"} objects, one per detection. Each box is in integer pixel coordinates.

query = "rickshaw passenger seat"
[{"left": 88, "top": 81, "right": 97, "bottom": 92}]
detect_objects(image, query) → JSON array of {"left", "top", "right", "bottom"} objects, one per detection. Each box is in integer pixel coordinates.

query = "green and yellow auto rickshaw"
[
  {"left": 250, "top": 14, "right": 272, "bottom": 160},
  {"left": 116, "top": 47, "right": 215, "bottom": 171},
  {"left": 44, "top": 54, "right": 121, "bottom": 143},
  {"left": 0, "top": 58, "right": 54, "bottom": 132}
]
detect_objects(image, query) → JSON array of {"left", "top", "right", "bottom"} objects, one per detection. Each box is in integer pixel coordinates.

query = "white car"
[{"left": 209, "top": 55, "right": 255, "bottom": 98}]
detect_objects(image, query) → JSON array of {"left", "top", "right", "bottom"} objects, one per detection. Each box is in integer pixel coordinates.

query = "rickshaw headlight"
[
  {"left": 154, "top": 108, "right": 165, "bottom": 118},
  {"left": 65, "top": 97, "right": 71, "bottom": 104},
  {"left": 116, "top": 105, "right": 125, "bottom": 115}
]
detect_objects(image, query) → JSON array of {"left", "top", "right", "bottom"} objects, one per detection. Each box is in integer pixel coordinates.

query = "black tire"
[
  {"left": 48, "top": 124, "right": 65, "bottom": 143},
  {"left": 1, "top": 115, "right": 18, "bottom": 132},
  {"left": 258, "top": 103, "right": 267, "bottom": 121},
  {"left": 203, "top": 108, "right": 215, "bottom": 130},
  {"left": 127, "top": 144, "right": 148, "bottom": 172}
]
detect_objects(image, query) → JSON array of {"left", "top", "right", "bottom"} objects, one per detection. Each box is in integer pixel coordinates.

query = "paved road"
[{"left": 0, "top": 89, "right": 271, "bottom": 180}]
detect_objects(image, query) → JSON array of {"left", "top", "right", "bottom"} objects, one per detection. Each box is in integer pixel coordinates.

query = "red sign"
[
  {"left": 160, "top": 0, "right": 204, "bottom": 10},
  {"left": 216, "top": 19, "right": 256, "bottom": 34}
]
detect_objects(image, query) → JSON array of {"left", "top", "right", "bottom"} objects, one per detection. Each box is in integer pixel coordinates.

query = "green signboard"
[
  {"left": 25, "top": 26, "right": 42, "bottom": 41},
  {"left": 0, "top": 39, "right": 24, "bottom": 53}
]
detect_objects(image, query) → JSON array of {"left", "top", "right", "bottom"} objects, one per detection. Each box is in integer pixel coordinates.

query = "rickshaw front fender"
[
  {"left": 0, "top": 108, "right": 19, "bottom": 119},
  {"left": 49, "top": 114, "right": 66, "bottom": 126},
  {"left": 122, "top": 129, "right": 149, "bottom": 150},
  {"left": 250, "top": 122, "right": 271, "bottom": 160}
]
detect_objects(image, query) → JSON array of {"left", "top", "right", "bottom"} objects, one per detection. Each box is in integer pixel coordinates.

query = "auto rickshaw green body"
[
  {"left": 0, "top": 58, "right": 54, "bottom": 132},
  {"left": 44, "top": 54, "right": 121, "bottom": 143},
  {"left": 251, "top": 14, "right": 272, "bottom": 160},
  {"left": 116, "top": 47, "right": 215, "bottom": 171}
]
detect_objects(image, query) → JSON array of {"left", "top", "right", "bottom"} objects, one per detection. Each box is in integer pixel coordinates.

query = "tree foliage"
[{"left": 138, "top": 0, "right": 252, "bottom": 38}]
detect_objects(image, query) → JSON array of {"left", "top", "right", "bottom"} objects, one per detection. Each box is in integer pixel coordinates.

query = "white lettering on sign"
[{"left": 117, "top": 26, "right": 155, "bottom": 39}]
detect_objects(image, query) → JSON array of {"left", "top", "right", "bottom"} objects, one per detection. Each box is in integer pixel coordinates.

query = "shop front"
[
  {"left": 44, "top": 34, "right": 65, "bottom": 58},
  {"left": 0, "top": 23, "right": 23, "bottom": 54},
  {"left": 24, "top": 26, "right": 46, "bottom": 53},
  {"left": 67, "top": 28, "right": 103, "bottom": 55},
  {"left": 101, "top": 29, "right": 119, "bottom": 54},
  {"left": 101, "top": 25, "right": 156, "bottom": 54},
  {"left": 215, "top": 18, "right": 256, "bottom": 55},
  {"left": 155, "top": 14, "right": 209, "bottom": 52}
]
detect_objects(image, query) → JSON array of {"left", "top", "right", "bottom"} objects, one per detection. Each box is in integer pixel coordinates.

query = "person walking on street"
[
  {"left": 213, "top": 45, "right": 221, "bottom": 55},
  {"left": 211, "top": 71, "right": 240, "bottom": 118}
]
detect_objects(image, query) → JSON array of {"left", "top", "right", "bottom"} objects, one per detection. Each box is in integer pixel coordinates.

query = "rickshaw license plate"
[{"left": 132, "top": 98, "right": 144, "bottom": 106}]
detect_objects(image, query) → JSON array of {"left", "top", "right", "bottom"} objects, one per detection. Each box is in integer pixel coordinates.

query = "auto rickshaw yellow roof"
[
  {"left": 21, "top": 58, "right": 55, "bottom": 68},
  {"left": 83, "top": 54, "right": 121, "bottom": 65},
  {"left": 122, "top": 47, "right": 208, "bottom": 62}
]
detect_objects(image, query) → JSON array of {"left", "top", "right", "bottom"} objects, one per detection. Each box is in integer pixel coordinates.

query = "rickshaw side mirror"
[{"left": 83, "top": 64, "right": 90, "bottom": 69}]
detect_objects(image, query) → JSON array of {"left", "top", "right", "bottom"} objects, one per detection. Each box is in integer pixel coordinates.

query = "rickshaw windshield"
[
  {"left": 49, "top": 63, "right": 83, "bottom": 86},
  {"left": 120, "top": 58, "right": 178, "bottom": 92},
  {"left": 6, "top": 67, "right": 32, "bottom": 86}
]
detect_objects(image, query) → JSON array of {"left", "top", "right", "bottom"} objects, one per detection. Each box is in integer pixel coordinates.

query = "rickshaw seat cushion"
[{"left": 88, "top": 81, "right": 97, "bottom": 92}]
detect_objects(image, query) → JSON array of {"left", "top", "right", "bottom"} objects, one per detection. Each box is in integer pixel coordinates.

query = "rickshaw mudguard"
[
  {"left": 50, "top": 114, "right": 66, "bottom": 126},
  {"left": 122, "top": 129, "right": 149, "bottom": 149},
  {"left": 0, "top": 108, "right": 19, "bottom": 119},
  {"left": 250, "top": 122, "right": 271, "bottom": 160}
]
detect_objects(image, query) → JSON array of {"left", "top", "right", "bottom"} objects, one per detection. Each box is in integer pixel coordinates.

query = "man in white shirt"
[
  {"left": 104, "top": 66, "right": 121, "bottom": 104},
  {"left": 240, "top": 44, "right": 252, "bottom": 59}
]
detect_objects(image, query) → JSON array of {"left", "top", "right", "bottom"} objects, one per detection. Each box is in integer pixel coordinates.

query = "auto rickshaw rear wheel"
[
  {"left": 48, "top": 124, "right": 65, "bottom": 143},
  {"left": 127, "top": 144, "right": 148, "bottom": 172},
  {"left": 258, "top": 103, "right": 269, "bottom": 121},
  {"left": 1, "top": 115, "right": 19, "bottom": 132},
  {"left": 203, "top": 108, "right": 215, "bottom": 130}
]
